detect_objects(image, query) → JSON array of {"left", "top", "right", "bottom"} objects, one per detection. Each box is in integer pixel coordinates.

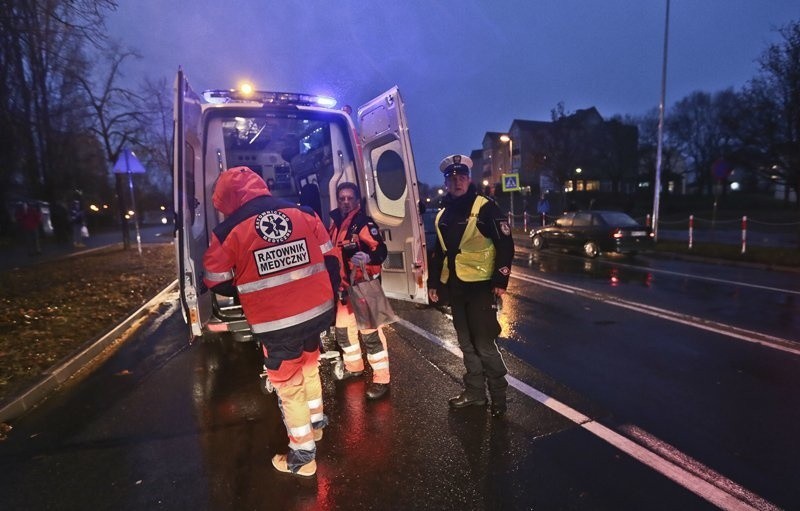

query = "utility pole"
[{"left": 652, "top": 0, "right": 670, "bottom": 241}]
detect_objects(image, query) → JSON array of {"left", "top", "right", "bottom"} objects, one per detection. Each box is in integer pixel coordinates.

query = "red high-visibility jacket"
[
  {"left": 203, "top": 167, "right": 336, "bottom": 336},
  {"left": 328, "top": 205, "right": 387, "bottom": 289}
]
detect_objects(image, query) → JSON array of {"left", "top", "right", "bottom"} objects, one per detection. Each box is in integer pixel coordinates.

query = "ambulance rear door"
[
  {"left": 357, "top": 87, "right": 427, "bottom": 303},
  {"left": 173, "top": 69, "right": 211, "bottom": 339}
]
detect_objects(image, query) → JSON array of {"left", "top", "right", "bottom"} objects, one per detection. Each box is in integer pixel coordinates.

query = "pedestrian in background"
[
  {"left": 15, "top": 201, "right": 42, "bottom": 255},
  {"left": 51, "top": 200, "right": 70, "bottom": 245},
  {"left": 328, "top": 182, "right": 391, "bottom": 400},
  {"left": 69, "top": 200, "right": 86, "bottom": 247},
  {"left": 203, "top": 166, "right": 340, "bottom": 477},
  {"left": 427, "top": 154, "right": 515, "bottom": 418}
]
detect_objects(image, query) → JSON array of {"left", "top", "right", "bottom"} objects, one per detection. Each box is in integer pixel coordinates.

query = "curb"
[{"left": 0, "top": 279, "right": 180, "bottom": 424}]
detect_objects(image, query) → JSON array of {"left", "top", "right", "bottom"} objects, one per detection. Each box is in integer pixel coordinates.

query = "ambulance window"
[
  {"left": 300, "top": 124, "right": 328, "bottom": 155},
  {"left": 370, "top": 140, "right": 407, "bottom": 220},
  {"left": 376, "top": 150, "right": 405, "bottom": 200}
]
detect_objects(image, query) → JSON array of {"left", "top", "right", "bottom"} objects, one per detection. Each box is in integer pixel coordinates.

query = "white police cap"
[{"left": 439, "top": 154, "right": 473, "bottom": 177}]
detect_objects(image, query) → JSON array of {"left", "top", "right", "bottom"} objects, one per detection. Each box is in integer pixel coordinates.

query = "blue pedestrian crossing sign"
[{"left": 501, "top": 173, "right": 521, "bottom": 192}]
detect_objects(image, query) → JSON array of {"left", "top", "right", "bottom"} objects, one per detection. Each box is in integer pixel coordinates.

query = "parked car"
[
  {"left": 529, "top": 210, "right": 653, "bottom": 258},
  {"left": 421, "top": 208, "right": 438, "bottom": 259}
]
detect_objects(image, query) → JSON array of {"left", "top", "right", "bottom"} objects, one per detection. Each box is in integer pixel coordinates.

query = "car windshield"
[{"left": 598, "top": 211, "right": 639, "bottom": 226}]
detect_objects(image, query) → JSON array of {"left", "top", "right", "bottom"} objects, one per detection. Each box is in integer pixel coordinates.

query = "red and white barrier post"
[
  {"left": 741, "top": 216, "right": 747, "bottom": 254},
  {"left": 523, "top": 211, "right": 529, "bottom": 232},
  {"left": 688, "top": 214, "right": 694, "bottom": 249}
]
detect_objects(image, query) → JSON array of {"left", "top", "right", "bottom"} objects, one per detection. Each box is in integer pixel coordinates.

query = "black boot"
[
  {"left": 490, "top": 399, "right": 507, "bottom": 418},
  {"left": 366, "top": 382, "right": 389, "bottom": 400},
  {"left": 448, "top": 391, "right": 487, "bottom": 409}
]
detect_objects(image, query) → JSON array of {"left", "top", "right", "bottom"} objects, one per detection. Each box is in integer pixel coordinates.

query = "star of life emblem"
[{"left": 255, "top": 210, "right": 293, "bottom": 243}]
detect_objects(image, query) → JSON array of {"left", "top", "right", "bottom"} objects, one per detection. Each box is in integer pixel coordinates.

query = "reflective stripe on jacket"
[
  {"left": 435, "top": 195, "right": 496, "bottom": 283},
  {"left": 328, "top": 205, "right": 386, "bottom": 287},
  {"left": 203, "top": 167, "right": 335, "bottom": 334}
]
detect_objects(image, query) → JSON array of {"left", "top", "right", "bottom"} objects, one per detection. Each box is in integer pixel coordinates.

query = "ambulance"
[{"left": 173, "top": 69, "right": 428, "bottom": 341}]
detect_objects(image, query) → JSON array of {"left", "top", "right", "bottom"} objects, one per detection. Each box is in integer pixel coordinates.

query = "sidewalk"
[{"left": 0, "top": 224, "right": 174, "bottom": 273}]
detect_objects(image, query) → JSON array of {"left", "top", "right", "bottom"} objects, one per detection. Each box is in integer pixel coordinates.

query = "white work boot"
[{"left": 271, "top": 454, "right": 317, "bottom": 477}]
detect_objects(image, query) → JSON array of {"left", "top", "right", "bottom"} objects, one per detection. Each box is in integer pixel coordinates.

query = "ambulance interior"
[
  {"left": 211, "top": 111, "right": 358, "bottom": 229},
  {"left": 203, "top": 110, "right": 358, "bottom": 330}
]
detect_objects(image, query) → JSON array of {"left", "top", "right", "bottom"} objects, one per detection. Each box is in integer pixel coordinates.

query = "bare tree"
[
  {"left": 76, "top": 43, "right": 145, "bottom": 248},
  {"left": 0, "top": 0, "right": 116, "bottom": 202},
  {"left": 628, "top": 110, "right": 683, "bottom": 196},
  {"left": 741, "top": 20, "right": 800, "bottom": 206},
  {"left": 133, "top": 76, "right": 173, "bottom": 212},
  {"left": 666, "top": 90, "right": 740, "bottom": 196},
  {"left": 597, "top": 118, "right": 638, "bottom": 194}
]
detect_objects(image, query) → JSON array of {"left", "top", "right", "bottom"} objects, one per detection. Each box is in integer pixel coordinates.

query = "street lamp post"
[
  {"left": 500, "top": 134, "right": 514, "bottom": 222},
  {"left": 652, "top": 0, "right": 671, "bottom": 241}
]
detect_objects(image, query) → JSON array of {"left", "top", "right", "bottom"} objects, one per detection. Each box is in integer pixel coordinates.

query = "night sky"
[{"left": 106, "top": 0, "right": 799, "bottom": 186}]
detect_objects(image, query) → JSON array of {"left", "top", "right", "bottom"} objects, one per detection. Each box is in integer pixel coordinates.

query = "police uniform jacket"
[{"left": 427, "top": 184, "right": 514, "bottom": 292}]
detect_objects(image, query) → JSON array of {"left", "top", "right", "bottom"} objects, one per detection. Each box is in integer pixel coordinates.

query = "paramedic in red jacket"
[
  {"left": 328, "top": 182, "right": 390, "bottom": 400},
  {"left": 203, "top": 166, "right": 340, "bottom": 478}
]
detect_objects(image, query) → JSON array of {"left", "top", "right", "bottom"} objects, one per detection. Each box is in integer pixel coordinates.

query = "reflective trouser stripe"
[
  {"left": 335, "top": 301, "right": 364, "bottom": 372},
  {"left": 289, "top": 424, "right": 312, "bottom": 437},
  {"left": 341, "top": 344, "right": 362, "bottom": 363},
  {"left": 363, "top": 328, "right": 390, "bottom": 384},
  {"left": 268, "top": 350, "right": 321, "bottom": 455},
  {"left": 308, "top": 397, "right": 323, "bottom": 423}
]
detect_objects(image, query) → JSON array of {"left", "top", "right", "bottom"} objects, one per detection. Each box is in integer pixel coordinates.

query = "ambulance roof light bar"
[{"left": 202, "top": 88, "right": 337, "bottom": 108}]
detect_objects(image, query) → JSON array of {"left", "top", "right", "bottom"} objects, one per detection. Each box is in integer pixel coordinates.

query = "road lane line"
[
  {"left": 514, "top": 246, "right": 800, "bottom": 296},
  {"left": 395, "top": 318, "right": 777, "bottom": 511},
  {"left": 512, "top": 272, "right": 800, "bottom": 356},
  {"left": 611, "top": 261, "right": 800, "bottom": 296},
  {"left": 620, "top": 425, "right": 781, "bottom": 511}
]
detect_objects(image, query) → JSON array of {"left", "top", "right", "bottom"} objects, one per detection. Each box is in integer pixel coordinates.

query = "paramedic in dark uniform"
[
  {"left": 427, "top": 154, "right": 515, "bottom": 418},
  {"left": 203, "top": 167, "right": 340, "bottom": 477}
]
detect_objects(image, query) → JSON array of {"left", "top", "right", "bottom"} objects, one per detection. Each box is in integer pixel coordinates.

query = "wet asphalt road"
[
  {"left": 0, "top": 300, "right": 719, "bottom": 510},
  {"left": 1, "top": 238, "right": 798, "bottom": 510}
]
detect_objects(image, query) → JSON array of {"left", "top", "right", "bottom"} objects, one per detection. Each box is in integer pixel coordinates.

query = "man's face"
[
  {"left": 337, "top": 189, "right": 358, "bottom": 215},
  {"left": 445, "top": 173, "right": 470, "bottom": 198}
]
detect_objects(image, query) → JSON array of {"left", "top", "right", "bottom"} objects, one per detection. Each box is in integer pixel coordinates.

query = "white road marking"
[
  {"left": 395, "top": 318, "right": 780, "bottom": 511},
  {"left": 512, "top": 271, "right": 800, "bottom": 356},
  {"left": 515, "top": 245, "right": 800, "bottom": 296},
  {"left": 611, "top": 260, "right": 800, "bottom": 296}
]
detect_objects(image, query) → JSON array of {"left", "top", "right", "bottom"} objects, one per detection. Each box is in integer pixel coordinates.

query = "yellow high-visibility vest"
[{"left": 435, "top": 196, "right": 495, "bottom": 283}]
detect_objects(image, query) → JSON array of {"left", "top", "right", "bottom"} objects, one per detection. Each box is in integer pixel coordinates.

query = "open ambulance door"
[
  {"left": 174, "top": 69, "right": 212, "bottom": 340},
  {"left": 357, "top": 87, "right": 427, "bottom": 304}
]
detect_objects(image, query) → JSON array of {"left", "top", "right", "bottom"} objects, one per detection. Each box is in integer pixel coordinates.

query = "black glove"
[{"left": 337, "top": 289, "right": 348, "bottom": 305}]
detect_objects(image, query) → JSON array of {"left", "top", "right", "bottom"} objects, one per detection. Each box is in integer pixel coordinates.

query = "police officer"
[
  {"left": 427, "top": 154, "right": 515, "bottom": 418},
  {"left": 328, "top": 182, "right": 391, "bottom": 400},
  {"left": 203, "top": 167, "right": 340, "bottom": 477}
]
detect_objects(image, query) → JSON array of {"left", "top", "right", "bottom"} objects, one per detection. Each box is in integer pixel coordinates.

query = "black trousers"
[{"left": 448, "top": 281, "right": 508, "bottom": 402}]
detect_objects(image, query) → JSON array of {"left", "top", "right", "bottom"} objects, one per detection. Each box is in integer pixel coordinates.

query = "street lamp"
[
  {"left": 652, "top": 0, "right": 671, "bottom": 241},
  {"left": 499, "top": 134, "right": 514, "bottom": 220}
]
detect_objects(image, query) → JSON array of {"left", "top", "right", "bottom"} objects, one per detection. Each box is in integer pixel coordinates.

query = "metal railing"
[
  {"left": 508, "top": 211, "right": 799, "bottom": 253},
  {"left": 646, "top": 214, "right": 800, "bottom": 253}
]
